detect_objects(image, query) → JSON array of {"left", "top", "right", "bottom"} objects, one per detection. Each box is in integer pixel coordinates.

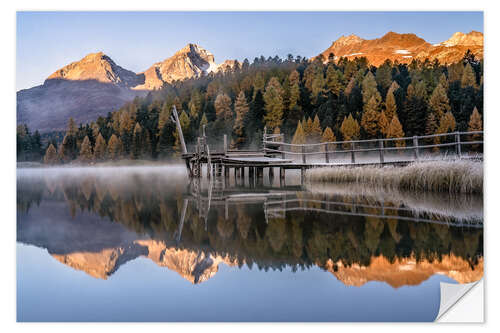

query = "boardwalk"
[{"left": 170, "top": 106, "right": 483, "bottom": 184}]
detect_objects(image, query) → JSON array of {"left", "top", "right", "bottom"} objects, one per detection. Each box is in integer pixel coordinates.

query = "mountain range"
[{"left": 16, "top": 31, "right": 483, "bottom": 133}]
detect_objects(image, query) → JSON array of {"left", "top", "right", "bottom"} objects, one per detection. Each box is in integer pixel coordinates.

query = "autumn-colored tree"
[
  {"left": 188, "top": 90, "right": 202, "bottom": 120},
  {"left": 233, "top": 91, "right": 249, "bottom": 147},
  {"left": 158, "top": 103, "right": 171, "bottom": 132},
  {"left": 107, "top": 134, "right": 123, "bottom": 160},
  {"left": 438, "top": 111, "right": 457, "bottom": 134},
  {"left": 263, "top": 77, "right": 284, "bottom": 130},
  {"left": 303, "top": 117, "right": 313, "bottom": 138},
  {"left": 310, "top": 71, "right": 325, "bottom": 103},
  {"left": 467, "top": 106, "right": 482, "bottom": 150},
  {"left": 428, "top": 83, "right": 451, "bottom": 120},
  {"left": 461, "top": 63, "right": 477, "bottom": 89},
  {"left": 93, "top": 133, "right": 107, "bottom": 161},
  {"left": 361, "top": 96, "right": 381, "bottom": 138},
  {"left": 387, "top": 80, "right": 400, "bottom": 96},
  {"left": 321, "top": 126, "right": 336, "bottom": 152},
  {"left": 384, "top": 90, "right": 397, "bottom": 121},
  {"left": 340, "top": 113, "right": 360, "bottom": 144},
  {"left": 215, "top": 93, "right": 233, "bottom": 121},
  {"left": 386, "top": 115, "right": 405, "bottom": 147},
  {"left": 79, "top": 136, "right": 93, "bottom": 163},
  {"left": 378, "top": 110, "right": 390, "bottom": 138},
  {"left": 361, "top": 71, "right": 381, "bottom": 105},
  {"left": 439, "top": 73, "right": 449, "bottom": 91},
  {"left": 288, "top": 70, "right": 301, "bottom": 110},
  {"left": 326, "top": 64, "right": 344, "bottom": 96},
  {"left": 291, "top": 121, "right": 306, "bottom": 152},
  {"left": 43, "top": 144, "right": 58, "bottom": 165},
  {"left": 309, "top": 115, "right": 323, "bottom": 143}
]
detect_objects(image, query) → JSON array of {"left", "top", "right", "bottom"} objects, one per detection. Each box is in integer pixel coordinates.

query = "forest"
[
  {"left": 17, "top": 50, "right": 484, "bottom": 163},
  {"left": 17, "top": 173, "right": 483, "bottom": 271}
]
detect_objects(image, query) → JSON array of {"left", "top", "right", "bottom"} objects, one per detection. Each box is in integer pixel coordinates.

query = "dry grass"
[{"left": 305, "top": 159, "right": 483, "bottom": 194}]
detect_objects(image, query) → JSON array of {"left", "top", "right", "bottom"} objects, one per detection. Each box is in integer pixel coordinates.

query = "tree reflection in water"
[{"left": 17, "top": 167, "right": 483, "bottom": 286}]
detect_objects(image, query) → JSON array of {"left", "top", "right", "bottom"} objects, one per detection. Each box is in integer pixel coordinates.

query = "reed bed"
[{"left": 305, "top": 159, "right": 483, "bottom": 194}]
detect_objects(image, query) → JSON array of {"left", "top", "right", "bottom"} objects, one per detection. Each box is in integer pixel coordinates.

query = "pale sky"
[{"left": 16, "top": 11, "right": 483, "bottom": 91}]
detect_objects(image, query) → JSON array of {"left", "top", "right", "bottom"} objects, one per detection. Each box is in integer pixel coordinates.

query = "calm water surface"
[{"left": 16, "top": 166, "right": 483, "bottom": 322}]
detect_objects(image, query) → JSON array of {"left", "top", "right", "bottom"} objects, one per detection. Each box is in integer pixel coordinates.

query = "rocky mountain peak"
[
  {"left": 45, "top": 51, "right": 141, "bottom": 87},
  {"left": 442, "top": 30, "right": 483, "bottom": 47},
  {"left": 332, "top": 34, "right": 364, "bottom": 47},
  {"left": 134, "top": 43, "right": 219, "bottom": 90}
]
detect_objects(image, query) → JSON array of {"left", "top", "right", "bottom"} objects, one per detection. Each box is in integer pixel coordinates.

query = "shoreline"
[{"left": 305, "top": 160, "right": 483, "bottom": 194}]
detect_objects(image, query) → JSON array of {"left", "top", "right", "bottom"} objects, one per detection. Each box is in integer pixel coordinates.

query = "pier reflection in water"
[{"left": 17, "top": 166, "right": 483, "bottom": 321}]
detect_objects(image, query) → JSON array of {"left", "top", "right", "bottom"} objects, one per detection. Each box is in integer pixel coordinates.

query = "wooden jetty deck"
[{"left": 169, "top": 106, "right": 483, "bottom": 185}]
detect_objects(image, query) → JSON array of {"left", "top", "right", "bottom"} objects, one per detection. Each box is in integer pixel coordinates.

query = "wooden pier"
[{"left": 170, "top": 106, "right": 483, "bottom": 184}]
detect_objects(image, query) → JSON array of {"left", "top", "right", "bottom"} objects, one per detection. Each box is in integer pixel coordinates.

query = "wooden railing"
[{"left": 262, "top": 130, "right": 483, "bottom": 164}]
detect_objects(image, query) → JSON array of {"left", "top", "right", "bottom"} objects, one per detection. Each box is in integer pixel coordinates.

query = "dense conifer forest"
[{"left": 17, "top": 51, "right": 483, "bottom": 163}]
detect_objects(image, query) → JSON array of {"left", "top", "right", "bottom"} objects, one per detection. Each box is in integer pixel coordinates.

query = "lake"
[{"left": 16, "top": 166, "right": 483, "bottom": 322}]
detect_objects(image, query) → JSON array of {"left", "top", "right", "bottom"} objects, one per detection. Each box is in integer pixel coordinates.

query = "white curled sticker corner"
[{"left": 435, "top": 278, "right": 483, "bottom": 322}]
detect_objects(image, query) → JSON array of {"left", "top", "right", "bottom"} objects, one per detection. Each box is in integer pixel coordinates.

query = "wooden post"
[
  {"left": 171, "top": 106, "right": 187, "bottom": 155},
  {"left": 223, "top": 134, "right": 228, "bottom": 156},
  {"left": 455, "top": 132, "right": 462, "bottom": 158},
  {"left": 301, "top": 167, "right": 305, "bottom": 185},
  {"left": 257, "top": 167, "right": 264, "bottom": 185},
  {"left": 224, "top": 165, "right": 229, "bottom": 183},
  {"left": 302, "top": 145, "right": 306, "bottom": 164},
  {"left": 269, "top": 167, "right": 274, "bottom": 185},
  {"left": 249, "top": 166, "right": 254, "bottom": 187},
  {"left": 351, "top": 142, "right": 355, "bottom": 164},
  {"left": 280, "top": 167, "right": 285, "bottom": 187},
  {"left": 413, "top": 136, "right": 419, "bottom": 161},
  {"left": 325, "top": 143, "right": 330, "bottom": 163},
  {"left": 379, "top": 140, "right": 384, "bottom": 163}
]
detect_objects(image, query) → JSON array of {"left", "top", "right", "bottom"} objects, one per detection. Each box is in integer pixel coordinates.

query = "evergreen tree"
[
  {"left": 233, "top": 91, "right": 249, "bottom": 147},
  {"left": 321, "top": 126, "right": 336, "bottom": 152},
  {"left": 326, "top": 64, "right": 344, "bottom": 96},
  {"left": 263, "top": 77, "right": 284, "bottom": 131},
  {"left": 288, "top": 70, "right": 301, "bottom": 110},
  {"left": 158, "top": 103, "right": 171, "bottom": 132},
  {"left": 132, "top": 122, "right": 143, "bottom": 159},
  {"left": 378, "top": 110, "right": 390, "bottom": 138},
  {"left": 384, "top": 90, "right": 397, "bottom": 121},
  {"left": 93, "top": 133, "right": 107, "bottom": 161},
  {"left": 107, "top": 134, "right": 123, "bottom": 160},
  {"left": 291, "top": 121, "right": 306, "bottom": 152},
  {"left": 158, "top": 122, "right": 176, "bottom": 158},
  {"left": 188, "top": 90, "right": 202, "bottom": 120},
  {"left": 79, "top": 136, "right": 93, "bottom": 163},
  {"left": 387, "top": 115, "right": 405, "bottom": 147},
  {"left": 361, "top": 96, "right": 380, "bottom": 138},
  {"left": 467, "top": 106, "right": 482, "bottom": 150},
  {"left": 361, "top": 71, "right": 381, "bottom": 105},
  {"left": 340, "top": 114, "right": 360, "bottom": 143},
  {"left": 387, "top": 80, "right": 400, "bottom": 96},
  {"left": 468, "top": 106, "right": 482, "bottom": 132},
  {"left": 310, "top": 115, "right": 323, "bottom": 143},
  {"left": 375, "top": 62, "right": 393, "bottom": 96},
  {"left": 43, "top": 144, "right": 58, "bottom": 165},
  {"left": 429, "top": 83, "right": 451, "bottom": 120},
  {"left": 215, "top": 93, "right": 233, "bottom": 121},
  {"left": 461, "top": 63, "right": 477, "bottom": 89}
]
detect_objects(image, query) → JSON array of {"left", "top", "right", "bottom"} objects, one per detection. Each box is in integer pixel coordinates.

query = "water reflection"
[{"left": 17, "top": 167, "right": 483, "bottom": 288}]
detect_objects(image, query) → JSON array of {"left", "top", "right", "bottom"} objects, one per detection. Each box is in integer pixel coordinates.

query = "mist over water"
[{"left": 16, "top": 165, "right": 483, "bottom": 322}]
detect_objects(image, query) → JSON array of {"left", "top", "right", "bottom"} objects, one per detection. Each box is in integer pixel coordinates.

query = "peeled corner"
[{"left": 435, "top": 279, "right": 483, "bottom": 322}]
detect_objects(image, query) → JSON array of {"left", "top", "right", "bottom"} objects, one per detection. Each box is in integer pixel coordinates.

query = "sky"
[{"left": 16, "top": 11, "right": 483, "bottom": 91}]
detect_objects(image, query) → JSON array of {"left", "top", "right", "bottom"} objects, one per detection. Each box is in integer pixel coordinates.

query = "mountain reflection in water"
[{"left": 17, "top": 166, "right": 483, "bottom": 289}]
